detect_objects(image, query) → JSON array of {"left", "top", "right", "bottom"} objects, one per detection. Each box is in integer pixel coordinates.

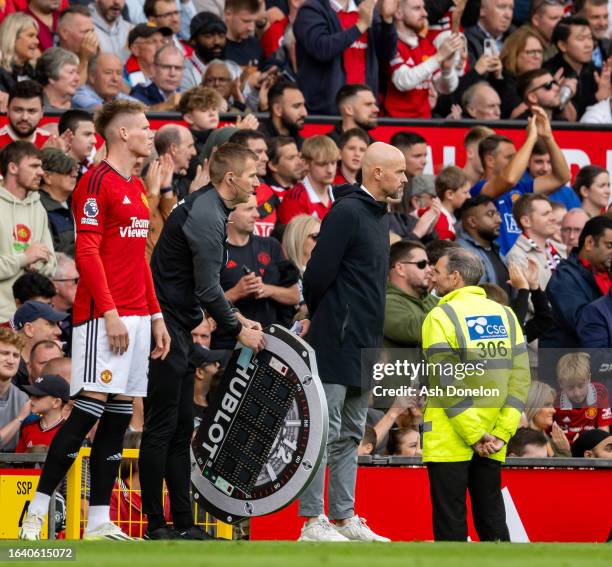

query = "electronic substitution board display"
[{"left": 191, "top": 324, "right": 328, "bottom": 523}]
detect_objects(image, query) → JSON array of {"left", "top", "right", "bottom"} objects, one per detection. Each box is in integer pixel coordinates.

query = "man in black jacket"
[
  {"left": 140, "top": 143, "right": 265, "bottom": 540},
  {"left": 297, "top": 142, "right": 406, "bottom": 542}
]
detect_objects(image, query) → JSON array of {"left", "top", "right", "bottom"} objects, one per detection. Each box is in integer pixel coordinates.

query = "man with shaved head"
[
  {"left": 154, "top": 124, "right": 197, "bottom": 199},
  {"left": 297, "top": 143, "right": 405, "bottom": 542}
]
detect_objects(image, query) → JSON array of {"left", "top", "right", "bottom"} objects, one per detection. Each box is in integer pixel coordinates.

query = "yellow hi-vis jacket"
[{"left": 421, "top": 286, "right": 531, "bottom": 463}]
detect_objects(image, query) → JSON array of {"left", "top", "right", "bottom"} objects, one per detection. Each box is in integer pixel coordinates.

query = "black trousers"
[
  {"left": 427, "top": 454, "right": 510, "bottom": 542},
  {"left": 139, "top": 322, "right": 195, "bottom": 531}
]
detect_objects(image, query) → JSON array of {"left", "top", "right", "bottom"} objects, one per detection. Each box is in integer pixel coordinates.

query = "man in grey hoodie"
[{"left": 0, "top": 142, "right": 56, "bottom": 323}]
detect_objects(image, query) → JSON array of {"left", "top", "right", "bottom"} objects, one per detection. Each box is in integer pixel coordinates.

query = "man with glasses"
[
  {"left": 516, "top": 68, "right": 578, "bottom": 121},
  {"left": 384, "top": 240, "right": 437, "bottom": 349},
  {"left": 39, "top": 149, "right": 78, "bottom": 257},
  {"left": 144, "top": 0, "right": 196, "bottom": 51},
  {"left": 130, "top": 45, "right": 185, "bottom": 110},
  {"left": 560, "top": 207, "right": 589, "bottom": 250},
  {"left": 52, "top": 253, "right": 79, "bottom": 313},
  {"left": 456, "top": 195, "right": 510, "bottom": 295}
]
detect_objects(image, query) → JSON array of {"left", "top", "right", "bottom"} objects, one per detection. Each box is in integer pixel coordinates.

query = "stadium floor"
[{"left": 0, "top": 540, "right": 609, "bottom": 566}]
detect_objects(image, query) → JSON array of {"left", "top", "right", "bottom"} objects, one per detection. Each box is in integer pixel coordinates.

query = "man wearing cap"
[
  {"left": 12, "top": 300, "right": 67, "bottom": 390},
  {"left": 571, "top": 429, "right": 612, "bottom": 458},
  {"left": 181, "top": 12, "right": 242, "bottom": 93},
  {"left": 191, "top": 343, "right": 231, "bottom": 429},
  {"left": 16, "top": 375, "right": 70, "bottom": 453},
  {"left": 124, "top": 24, "right": 173, "bottom": 89}
]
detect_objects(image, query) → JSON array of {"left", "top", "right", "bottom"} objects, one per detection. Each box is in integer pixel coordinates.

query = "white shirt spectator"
[
  {"left": 90, "top": 3, "right": 133, "bottom": 63},
  {"left": 580, "top": 98, "right": 612, "bottom": 124}
]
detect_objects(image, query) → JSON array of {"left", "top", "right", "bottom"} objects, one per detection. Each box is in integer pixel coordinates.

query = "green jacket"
[{"left": 383, "top": 283, "right": 438, "bottom": 348}]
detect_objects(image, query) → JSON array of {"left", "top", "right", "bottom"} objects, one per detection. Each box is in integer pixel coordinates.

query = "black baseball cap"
[
  {"left": 571, "top": 429, "right": 612, "bottom": 457},
  {"left": 191, "top": 344, "right": 232, "bottom": 368},
  {"left": 128, "top": 23, "right": 173, "bottom": 46},
  {"left": 190, "top": 12, "right": 227, "bottom": 40},
  {"left": 13, "top": 301, "right": 68, "bottom": 330},
  {"left": 22, "top": 374, "right": 70, "bottom": 403}
]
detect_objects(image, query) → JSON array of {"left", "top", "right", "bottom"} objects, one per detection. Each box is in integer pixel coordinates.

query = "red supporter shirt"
[
  {"left": 25, "top": 8, "right": 60, "bottom": 51},
  {"left": 554, "top": 382, "right": 612, "bottom": 443},
  {"left": 385, "top": 34, "right": 438, "bottom": 118},
  {"left": 334, "top": 5, "right": 367, "bottom": 84},
  {"left": 261, "top": 17, "right": 289, "bottom": 59},
  {"left": 254, "top": 183, "right": 280, "bottom": 237},
  {"left": 16, "top": 417, "right": 64, "bottom": 453},
  {"left": 0, "top": 125, "right": 50, "bottom": 149},
  {"left": 71, "top": 161, "right": 161, "bottom": 325},
  {"left": 418, "top": 206, "right": 456, "bottom": 240},
  {"left": 277, "top": 178, "right": 334, "bottom": 224},
  {"left": 579, "top": 258, "right": 611, "bottom": 295}
]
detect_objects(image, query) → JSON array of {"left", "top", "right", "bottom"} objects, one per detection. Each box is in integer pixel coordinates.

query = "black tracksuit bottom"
[
  {"left": 139, "top": 322, "right": 195, "bottom": 531},
  {"left": 426, "top": 454, "right": 510, "bottom": 542}
]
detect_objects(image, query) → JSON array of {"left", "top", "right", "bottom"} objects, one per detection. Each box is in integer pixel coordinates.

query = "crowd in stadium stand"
[{"left": 1, "top": 0, "right": 612, "bottom": 536}]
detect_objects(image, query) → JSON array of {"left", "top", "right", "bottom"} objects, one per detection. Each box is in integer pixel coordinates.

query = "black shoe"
[
  {"left": 176, "top": 526, "right": 215, "bottom": 540},
  {"left": 144, "top": 526, "right": 180, "bottom": 540}
]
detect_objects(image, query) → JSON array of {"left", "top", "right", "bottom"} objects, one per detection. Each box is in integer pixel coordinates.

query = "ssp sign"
[
  {"left": 191, "top": 325, "right": 328, "bottom": 523},
  {"left": 0, "top": 470, "right": 48, "bottom": 538}
]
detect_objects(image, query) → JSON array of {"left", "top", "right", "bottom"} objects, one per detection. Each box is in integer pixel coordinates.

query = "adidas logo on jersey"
[
  {"left": 107, "top": 453, "right": 123, "bottom": 461},
  {"left": 122, "top": 195, "right": 131, "bottom": 205}
]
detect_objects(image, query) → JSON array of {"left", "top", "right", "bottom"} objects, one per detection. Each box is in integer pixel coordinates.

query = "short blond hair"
[
  {"left": 208, "top": 143, "right": 257, "bottom": 186},
  {"left": 556, "top": 352, "right": 591, "bottom": 386},
  {"left": 178, "top": 86, "right": 224, "bottom": 115},
  {"left": 0, "top": 327, "right": 25, "bottom": 351},
  {"left": 301, "top": 135, "right": 339, "bottom": 163}
]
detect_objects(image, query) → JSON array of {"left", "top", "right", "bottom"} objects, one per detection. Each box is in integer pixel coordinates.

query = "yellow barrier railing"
[{"left": 65, "top": 447, "right": 233, "bottom": 540}]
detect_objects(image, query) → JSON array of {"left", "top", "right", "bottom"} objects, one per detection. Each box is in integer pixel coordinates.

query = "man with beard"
[
  {"left": 516, "top": 69, "right": 577, "bottom": 122},
  {"left": 327, "top": 84, "right": 379, "bottom": 146},
  {"left": 456, "top": 195, "right": 510, "bottom": 296},
  {"left": 0, "top": 82, "right": 51, "bottom": 150},
  {"left": 90, "top": 0, "right": 132, "bottom": 62},
  {"left": 259, "top": 80, "right": 308, "bottom": 150},
  {"left": 384, "top": 240, "right": 437, "bottom": 348},
  {"left": 182, "top": 12, "right": 241, "bottom": 91}
]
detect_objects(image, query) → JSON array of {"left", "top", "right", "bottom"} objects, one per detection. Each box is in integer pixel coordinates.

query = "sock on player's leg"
[
  {"left": 29, "top": 396, "right": 105, "bottom": 516},
  {"left": 86, "top": 399, "right": 133, "bottom": 531}
]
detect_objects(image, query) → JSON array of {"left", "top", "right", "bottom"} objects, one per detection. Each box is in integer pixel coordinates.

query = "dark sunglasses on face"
[
  {"left": 398, "top": 260, "right": 430, "bottom": 269},
  {"left": 530, "top": 79, "right": 558, "bottom": 94},
  {"left": 308, "top": 233, "right": 319, "bottom": 241}
]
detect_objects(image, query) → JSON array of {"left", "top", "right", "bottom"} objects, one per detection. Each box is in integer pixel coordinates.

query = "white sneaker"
[
  {"left": 334, "top": 516, "right": 390, "bottom": 542},
  {"left": 298, "top": 515, "right": 350, "bottom": 542},
  {"left": 19, "top": 511, "right": 45, "bottom": 540},
  {"left": 83, "top": 522, "right": 137, "bottom": 541}
]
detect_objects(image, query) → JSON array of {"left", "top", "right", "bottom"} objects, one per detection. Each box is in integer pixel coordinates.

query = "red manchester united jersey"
[
  {"left": 16, "top": 417, "right": 65, "bottom": 453},
  {"left": 554, "top": 382, "right": 612, "bottom": 443},
  {"left": 0, "top": 125, "right": 51, "bottom": 149},
  {"left": 71, "top": 161, "right": 160, "bottom": 325}
]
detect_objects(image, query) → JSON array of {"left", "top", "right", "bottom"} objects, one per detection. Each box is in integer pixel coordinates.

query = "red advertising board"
[
  {"left": 12, "top": 116, "right": 612, "bottom": 181},
  {"left": 249, "top": 465, "right": 612, "bottom": 542}
]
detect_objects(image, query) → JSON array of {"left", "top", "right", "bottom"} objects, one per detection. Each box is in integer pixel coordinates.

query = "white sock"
[
  {"left": 86, "top": 505, "right": 111, "bottom": 532},
  {"left": 28, "top": 492, "right": 51, "bottom": 517}
]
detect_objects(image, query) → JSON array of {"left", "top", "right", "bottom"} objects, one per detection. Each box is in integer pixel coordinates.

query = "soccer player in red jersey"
[{"left": 20, "top": 100, "right": 171, "bottom": 541}]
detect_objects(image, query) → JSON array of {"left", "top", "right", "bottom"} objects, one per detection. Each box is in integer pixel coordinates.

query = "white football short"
[{"left": 71, "top": 315, "right": 151, "bottom": 397}]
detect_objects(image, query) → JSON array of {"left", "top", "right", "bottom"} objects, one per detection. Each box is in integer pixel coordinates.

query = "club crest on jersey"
[
  {"left": 465, "top": 315, "right": 508, "bottom": 340},
  {"left": 84, "top": 198, "right": 99, "bottom": 218},
  {"left": 585, "top": 407, "right": 598, "bottom": 419},
  {"left": 100, "top": 369, "right": 112, "bottom": 383}
]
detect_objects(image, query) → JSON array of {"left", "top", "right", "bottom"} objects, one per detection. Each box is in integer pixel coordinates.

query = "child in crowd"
[
  {"left": 334, "top": 128, "right": 369, "bottom": 186},
  {"left": 554, "top": 352, "right": 612, "bottom": 443},
  {"left": 418, "top": 166, "right": 470, "bottom": 240},
  {"left": 17, "top": 375, "right": 69, "bottom": 453}
]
